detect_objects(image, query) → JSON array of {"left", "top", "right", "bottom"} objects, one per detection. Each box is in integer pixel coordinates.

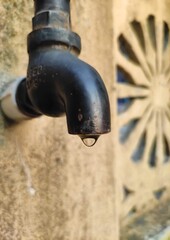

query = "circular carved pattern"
[{"left": 117, "top": 15, "right": 170, "bottom": 167}]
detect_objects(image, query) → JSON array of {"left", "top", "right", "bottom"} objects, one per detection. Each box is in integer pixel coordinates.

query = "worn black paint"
[{"left": 16, "top": 0, "right": 111, "bottom": 136}]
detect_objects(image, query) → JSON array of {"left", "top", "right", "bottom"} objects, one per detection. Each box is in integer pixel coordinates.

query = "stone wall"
[
  {"left": 0, "top": 1, "right": 116, "bottom": 239},
  {"left": 2, "top": 0, "right": 170, "bottom": 239}
]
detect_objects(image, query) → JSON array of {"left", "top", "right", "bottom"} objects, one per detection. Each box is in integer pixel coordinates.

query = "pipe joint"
[
  {"left": 32, "top": 10, "right": 70, "bottom": 30},
  {"left": 28, "top": 28, "right": 81, "bottom": 55},
  {"left": 30, "top": 0, "right": 81, "bottom": 55}
]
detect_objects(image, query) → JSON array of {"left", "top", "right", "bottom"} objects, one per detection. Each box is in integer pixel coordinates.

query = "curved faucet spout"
[{"left": 25, "top": 48, "right": 111, "bottom": 136}]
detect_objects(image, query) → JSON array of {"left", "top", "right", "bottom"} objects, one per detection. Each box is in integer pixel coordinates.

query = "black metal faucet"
[{"left": 1, "top": 0, "right": 111, "bottom": 146}]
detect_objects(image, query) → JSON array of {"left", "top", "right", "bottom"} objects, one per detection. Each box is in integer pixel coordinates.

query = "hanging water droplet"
[
  {"left": 82, "top": 138, "right": 96, "bottom": 147},
  {"left": 80, "top": 135, "right": 100, "bottom": 147}
]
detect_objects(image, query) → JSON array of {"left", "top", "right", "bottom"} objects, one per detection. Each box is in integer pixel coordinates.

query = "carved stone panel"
[{"left": 115, "top": 0, "right": 170, "bottom": 224}]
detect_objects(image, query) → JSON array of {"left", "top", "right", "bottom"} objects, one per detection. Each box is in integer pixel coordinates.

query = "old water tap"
[{"left": 1, "top": 0, "right": 111, "bottom": 146}]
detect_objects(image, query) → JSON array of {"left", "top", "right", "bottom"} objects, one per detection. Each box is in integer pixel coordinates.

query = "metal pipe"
[{"left": 34, "top": 0, "right": 70, "bottom": 15}]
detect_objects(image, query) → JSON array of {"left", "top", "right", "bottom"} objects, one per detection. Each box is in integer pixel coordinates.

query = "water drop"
[{"left": 80, "top": 135, "right": 100, "bottom": 147}]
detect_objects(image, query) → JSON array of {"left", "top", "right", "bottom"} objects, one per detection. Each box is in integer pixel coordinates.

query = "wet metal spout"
[{"left": 25, "top": 49, "right": 111, "bottom": 136}]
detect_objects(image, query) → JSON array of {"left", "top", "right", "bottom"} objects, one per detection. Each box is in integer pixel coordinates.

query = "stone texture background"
[{"left": 0, "top": 1, "right": 116, "bottom": 240}]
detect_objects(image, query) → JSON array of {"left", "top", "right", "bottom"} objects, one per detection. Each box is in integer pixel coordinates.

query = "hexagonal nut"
[{"left": 33, "top": 10, "right": 70, "bottom": 30}]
